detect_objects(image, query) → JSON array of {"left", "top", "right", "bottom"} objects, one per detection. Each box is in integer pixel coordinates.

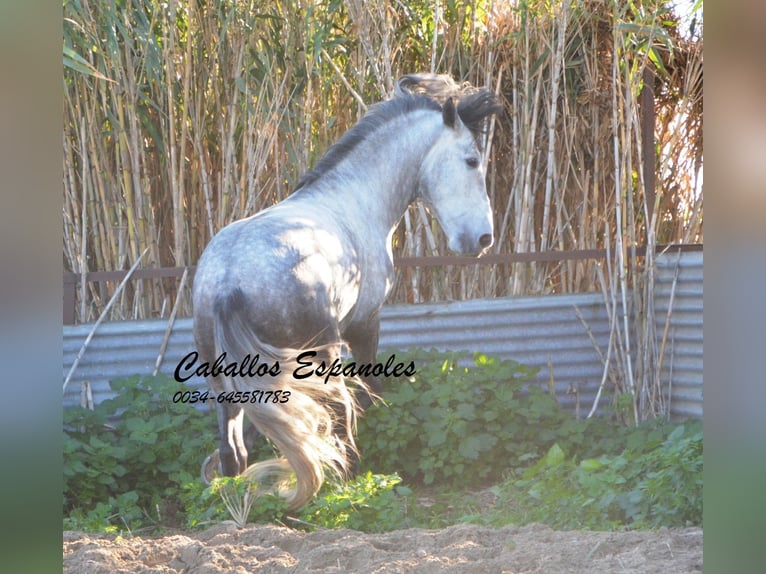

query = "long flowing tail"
[{"left": 212, "top": 291, "right": 365, "bottom": 511}]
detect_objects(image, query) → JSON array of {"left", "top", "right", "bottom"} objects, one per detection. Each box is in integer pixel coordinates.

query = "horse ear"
[{"left": 443, "top": 97, "right": 457, "bottom": 129}]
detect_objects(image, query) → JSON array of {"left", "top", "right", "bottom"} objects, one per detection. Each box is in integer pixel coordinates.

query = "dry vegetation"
[{"left": 63, "top": 0, "right": 702, "bottom": 421}]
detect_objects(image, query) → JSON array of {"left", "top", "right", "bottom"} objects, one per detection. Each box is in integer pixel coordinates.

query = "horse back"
[{"left": 193, "top": 205, "right": 364, "bottom": 350}]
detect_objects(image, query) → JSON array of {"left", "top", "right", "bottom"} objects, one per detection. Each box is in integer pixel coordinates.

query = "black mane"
[
  {"left": 295, "top": 94, "right": 440, "bottom": 191},
  {"left": 295, "top": 83, "right": 502, "bottom": 191},
  {"left": 456, "top": 89, "right": 504, "bottom": 140}
]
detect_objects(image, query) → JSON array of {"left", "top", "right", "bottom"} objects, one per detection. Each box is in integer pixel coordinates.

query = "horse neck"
[{"left": 300, "top": 111, "right": 443, "bottom": 242}]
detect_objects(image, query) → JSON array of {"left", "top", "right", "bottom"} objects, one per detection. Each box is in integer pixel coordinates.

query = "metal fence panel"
[
  {"left": 376, "top": 293, "right": 612, "bottom": 417},
  {"left": 654, "top": 250, "right": 703, "bottom": 419},
  {"left": 64, "top": 293, "right": 612, "bottom": 417},
  {"left": 64, "top": 252, "right": 703, "bottom": 421},
  {"left": 63, "top": 318, "right": 202, "bottom": 411}
]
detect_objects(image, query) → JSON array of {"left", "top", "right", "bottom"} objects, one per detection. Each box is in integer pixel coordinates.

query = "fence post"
[{"left": 63, "top": 272, "right": 77, "bottom": 325}]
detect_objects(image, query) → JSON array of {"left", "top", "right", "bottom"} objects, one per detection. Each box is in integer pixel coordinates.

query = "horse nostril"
[{"left": 479, "top": 234, "right": 493, "bottom": 248}]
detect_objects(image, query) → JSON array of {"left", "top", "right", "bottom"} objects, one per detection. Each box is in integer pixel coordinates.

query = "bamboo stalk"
[
  {"left": 153, "top": 268, "right": 189, "bottom": 376},
  {"left": 539, "top": 0, "right": 569, "bottom": 259},
  {"left": 610, "top": 23, "right": 637, "bottom": 425},
  {"left": 61, "top": 0, "right": 703, "bottom": 326},
  {"left": 587, "top": 222, "right": 619, "bottom": 419},
  {"left": 322, "top": 48, "right": 368, "bottom": 111},
  {"left": 656, "top": 250, "right": 681, "bottom": 386},
  {"left": 78, "top": 115, "right": 89, "bottom": 321}
]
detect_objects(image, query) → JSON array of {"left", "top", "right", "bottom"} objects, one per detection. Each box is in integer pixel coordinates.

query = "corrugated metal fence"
[
  {"left": 63, "top": 251, "right": 702, "bottom": 420},
  {"left": 654, "top": 250, "right": 703, "bottom": 419}
]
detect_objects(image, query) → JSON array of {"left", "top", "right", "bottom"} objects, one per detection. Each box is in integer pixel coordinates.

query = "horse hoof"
[{"left": 201, "top": 449, "right": 221, "bottom": 484}]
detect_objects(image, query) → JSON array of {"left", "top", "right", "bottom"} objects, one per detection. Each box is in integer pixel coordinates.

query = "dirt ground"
[{"left": 64, "top": 522, "right": 702, "bottom": 573}]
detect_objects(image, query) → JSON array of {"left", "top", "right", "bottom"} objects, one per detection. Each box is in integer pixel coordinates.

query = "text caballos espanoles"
[{"left": 174, "top": 350, "right": 416, "bottom": 384}]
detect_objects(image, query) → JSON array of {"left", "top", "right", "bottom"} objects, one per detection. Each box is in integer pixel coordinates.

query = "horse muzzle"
[{"left": 450, "top": 231, "right": 494, "bottom": 256}]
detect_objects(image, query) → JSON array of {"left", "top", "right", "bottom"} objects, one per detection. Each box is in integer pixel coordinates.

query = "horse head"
[{"left": 417, "top": 92, "right": 501, "bottom": 256}]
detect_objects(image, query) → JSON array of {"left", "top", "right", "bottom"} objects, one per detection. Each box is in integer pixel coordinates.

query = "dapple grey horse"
[{"left": 192, "top": 73, "right": 501, "bottom": 510}]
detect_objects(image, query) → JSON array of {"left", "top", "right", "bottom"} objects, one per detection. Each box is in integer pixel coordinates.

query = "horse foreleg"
[
  {"left": 340, "top": 316, "right": 384, "bottom": 476},
  {"left": 344, "top": 316, "right": 383, "bottom": 410}
]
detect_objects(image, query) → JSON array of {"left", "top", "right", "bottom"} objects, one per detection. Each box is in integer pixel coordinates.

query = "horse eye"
[{"left": 466, "top": 157, "right": 480, "bottom": 169}]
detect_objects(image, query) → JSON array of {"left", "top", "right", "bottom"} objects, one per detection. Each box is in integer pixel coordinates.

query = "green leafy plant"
[
  {"left": 624, "top": 423, "right": 703, "bottom": 527},
  {"left": 64, "top": 374, "right": 219, "bottom": 532},
  {"left": 63, "top": 373, "right": 418, "bottom": 534},
  {"left": 64, "top": 353, "right": 702, "bottom": 535},
  {"left": 181, "top": 471, "right": 413, "bottom": 532},
  {"left": 494, "top": 420, "right": 703, "bottom": 530},
  {"left": 357, "top": 349, "right": 567, "bottom": 486},
  {"left": 180, "top": 478, "right": 232, "bottom": 529},
  {"left": 63, "top": 491, "right": 144, "bottom": 534},
  {"left": 207, "top": 475, "right": 289, "bottom": 528},
  {"left": 301, "top": 472, "right": 415, "bottom": 532}
]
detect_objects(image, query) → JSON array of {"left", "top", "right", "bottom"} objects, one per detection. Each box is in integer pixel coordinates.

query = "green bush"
[
  {"left": 357, "top": 349, "right": 570, "bottom": 486},
  {"left": 501, "top": 420, "right": 703, "bottom": 529},
  {"left": 63, "top": 374, "right": 415, "bottom": 534},
  {"left": 181, "top": 471, "right": 414, "bottom": 532},
  {"left": 64, "top": 374, "right": 219, "bottom": 532},
  {"left": 300, "top": 472, "right": 416, "bottom": 532},
  {"left": 182, "top": 475, "right": 289, "bottom": 529},
  {"left": 64, "top": 354, "right": 703, "bottom": 534}
]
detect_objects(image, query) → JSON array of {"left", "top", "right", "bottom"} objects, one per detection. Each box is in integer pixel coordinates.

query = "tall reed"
[{"left": 63, "top": 0, "right": 703, "bottom": 419}]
